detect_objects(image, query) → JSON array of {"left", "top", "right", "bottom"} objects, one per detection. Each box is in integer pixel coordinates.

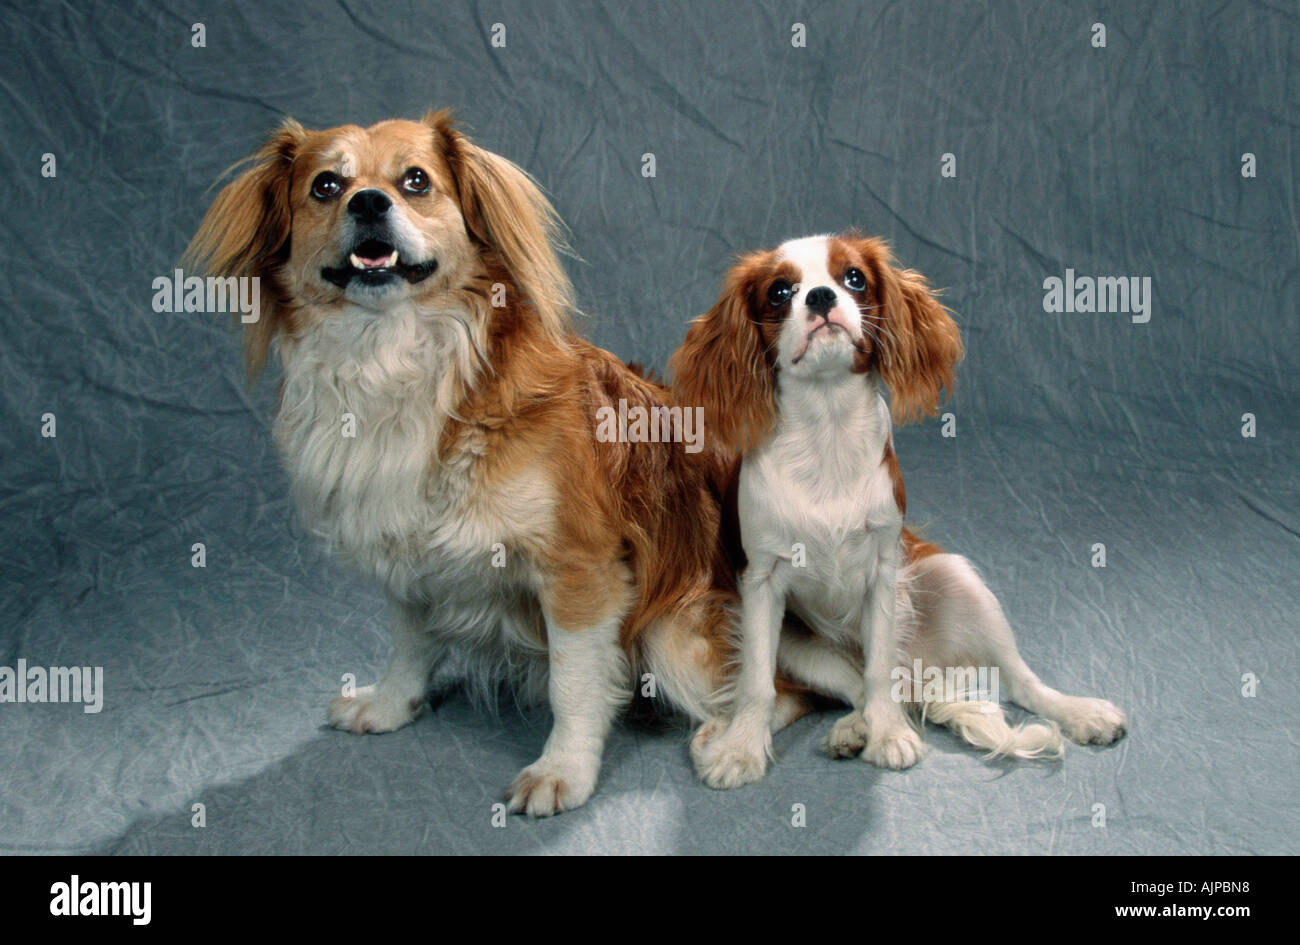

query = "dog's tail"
[{"left": 921, "top": 699, "right": 1064, "bottom": 760}]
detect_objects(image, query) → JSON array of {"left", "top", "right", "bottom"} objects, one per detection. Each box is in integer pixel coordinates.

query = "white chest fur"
[
  {"left": 739, "top": 379, "right": 901, "bottom": 638},
  {"left": 273, "top": 302, "right": 551, "bottom": 603}
]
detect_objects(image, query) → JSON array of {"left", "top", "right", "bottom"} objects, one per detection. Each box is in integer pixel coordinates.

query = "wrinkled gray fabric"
[{"left": 1, "top": 0, "right": 1296, "bottom": 855}]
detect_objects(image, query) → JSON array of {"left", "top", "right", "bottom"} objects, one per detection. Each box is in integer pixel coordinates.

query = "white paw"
[
  {"left": 823, "top": 711, "right": 870, "bottom": 759},
  {"left": 1058, "top": 697, "right": 1128, "bottom": 746},
  {"left": 690, "top": 718, "right": 770, "bottom": 790},
  {"left": 862, "top": 713, "right": 925, "bottom": 769},
  {"left": 327, "top": 685, "right": 422, "bottom": 734},
  {"left": 689, "top": 718, "right": 727, "bottom": 757},
  {"left": 506, "top": 756, "right": 598, "bottom": 817}
]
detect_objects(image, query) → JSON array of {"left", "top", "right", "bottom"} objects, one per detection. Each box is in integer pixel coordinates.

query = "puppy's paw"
[
  {"left": 506, "top": 756, "right": 597, "bottom": 817},
  {"left": 327, "top": 685, "right": 422, "bottom": 734},
  {"left": 823, "top": 711, "right": 870, "bottom": 758},
  {"left": 691, "top": 720, "right": 770, "bottom": 790},
  {"left": 862, "top": 714, "right": 925, "bottom": 770},
  {"left": 1057, "top": 697, "right": 1128, "bottom": 746}
]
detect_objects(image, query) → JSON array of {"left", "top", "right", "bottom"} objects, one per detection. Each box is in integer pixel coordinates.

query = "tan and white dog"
[
  {"left": 670, "top": 233, "right": 1128, "bottom": 789},
  {"left": 187, "top": 112, "right": 747, "bottom": 816}
]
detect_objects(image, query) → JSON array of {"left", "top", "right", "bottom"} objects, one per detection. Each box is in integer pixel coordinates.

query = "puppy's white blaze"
[
  {"left": 777, "top": 234, "right": 834, "bottom": 272},
  {"left": 777, "top": 234, "right": 852, "bottom": 316}
]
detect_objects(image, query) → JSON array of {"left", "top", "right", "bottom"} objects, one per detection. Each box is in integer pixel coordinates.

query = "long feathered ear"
[
  {"left": 863, "top": 238, "right": 964, "bottom": 424},
  {"left": 427, "top": 110, "right": 574, "bottom": 338},
  {"left": 183, "top": 119, "right": 304, "bottom": 384},
  {"left": 668, "top": 261, "right": 776, "bottom": 454}
]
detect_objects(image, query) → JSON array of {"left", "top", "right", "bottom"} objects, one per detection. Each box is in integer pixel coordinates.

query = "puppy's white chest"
[
  {"left": 739, "top": 389, "right": 901, "bottom": 628},
  {"left": 747, "top": 460, "right": 896, "bottom": 615}
]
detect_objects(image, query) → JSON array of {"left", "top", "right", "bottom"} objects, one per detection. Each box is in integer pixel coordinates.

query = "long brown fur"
[
  {"left": 436, "top": 250, "right": 738, "bottom": 650},
  {"left": 668, "top": 251, "right": 783, "bottom": 454},
  {"left": 429, "top": 110, "right": 576, "bottom": 342},
  {"left": 182, "top": 119, "right": 304, "bottom": 381},
  {"left": 854, "top": 234, "right": 964, "bottom": 424}
]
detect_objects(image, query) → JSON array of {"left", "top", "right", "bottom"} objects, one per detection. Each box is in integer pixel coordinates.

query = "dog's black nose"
[
  {"left": 805, "top": 286, "right": 836, "bottom": 315},
  {"left": 347, "top": 189, "right": 392, "bottom": 223}
]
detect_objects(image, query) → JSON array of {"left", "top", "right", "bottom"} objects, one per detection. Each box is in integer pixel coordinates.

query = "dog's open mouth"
[{"left": 321, "top": 239, "right": 438, "bottom": 289}]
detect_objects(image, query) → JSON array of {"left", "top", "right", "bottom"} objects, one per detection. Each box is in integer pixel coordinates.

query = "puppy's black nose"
[
  {"left": 347, "top": 188, "right": 392, "bottom": 223},
  {"left": 805, "top": 286, "right": 836, "bottom": 315}
]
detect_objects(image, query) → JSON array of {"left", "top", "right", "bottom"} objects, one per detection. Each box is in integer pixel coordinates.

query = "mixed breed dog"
[{"left": 187, "top": 113, "right": 1127, "bottom": 816}]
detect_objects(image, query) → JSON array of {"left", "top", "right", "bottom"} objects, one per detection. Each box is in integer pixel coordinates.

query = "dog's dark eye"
[
  {"left": 311, "top": 172, "right": 342, "bottom": 200},
  {"left": 767, "top": 280, "right": 793, "bottom": 307},
  {"left": 843, "top": 267, "right": 867, "bottom": 292},
  {"left": 402, "top": 167, "right": 431, "bottom": 194}
]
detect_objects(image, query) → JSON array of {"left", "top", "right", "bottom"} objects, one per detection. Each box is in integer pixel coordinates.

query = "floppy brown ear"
[
  {"left": 864, "top": 240, "right": 963, "bottom": 424},
  {"left": 668, "top": 263, "right": 776, "bottom": 454},
  {"left": 183, "top": 119, "right": 304, "bottom": 383},
  {"left": 428, "top": 110, "right": 574, "bottom": 338}
]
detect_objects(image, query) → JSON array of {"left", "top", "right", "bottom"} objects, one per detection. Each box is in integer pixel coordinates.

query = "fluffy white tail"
[{"left": 923, "top": 700, "right": 1064, "bottom": 760}]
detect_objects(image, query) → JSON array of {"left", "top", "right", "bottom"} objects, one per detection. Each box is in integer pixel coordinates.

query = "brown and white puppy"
[
  {"left": 670, "top": 233, "right": 1127, "bottom": 789},
  {"left": 186, "top": 112, "right": 742, "bottom": 815}
]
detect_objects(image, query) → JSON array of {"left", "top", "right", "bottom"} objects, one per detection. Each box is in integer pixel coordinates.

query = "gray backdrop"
[{"left": 2, "top": 0, "right": 1296, "bottom": 855}]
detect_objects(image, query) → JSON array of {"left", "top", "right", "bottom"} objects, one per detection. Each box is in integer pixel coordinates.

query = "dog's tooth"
[
  {"left": 388, "top": 251, "right": 399, "bottom": 267},
  {"left": 349, "top": 253, "right": 363, "bottom": 269}
]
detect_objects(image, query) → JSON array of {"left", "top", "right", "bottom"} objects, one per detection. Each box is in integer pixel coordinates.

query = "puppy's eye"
[
  {"left": 402, "top": 167, "right": 431, "bottom": 194},
  {"left": 311, "top": 172, "right": 342, "bottom": 200},
  {"left": 767, "top": 280, "right": 793, "bottom": 307},
  {"left": 843, "top": 267, "right": 867, "bottom": 292}
]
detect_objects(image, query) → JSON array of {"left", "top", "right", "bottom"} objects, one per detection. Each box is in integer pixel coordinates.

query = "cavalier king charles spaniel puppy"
[
  {"left": 185, "top": 112, "right": 743, "bottom": 816},
  {"left": 670, "top": 233, "right": 1127, "bottom": 789}
]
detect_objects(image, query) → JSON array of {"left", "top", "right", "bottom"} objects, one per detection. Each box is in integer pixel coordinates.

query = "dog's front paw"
[
  {"left": 327, "top": 685, "right": 422, "bottom": 734},
  {"left": 689, "top": 718, "right": 726, "bottom": 759},
  {"left": 1057, "top": 697, "right": 1128, "bottom": 746},
  {"left": 862, "top": 713, "right": 925, "bottom": 770},
  {"left": 690, "top": 718, "right": 770, "bottom": 790},
  {"left": 506, "top": 756, "right": 598, "bottom": 817},
  {"left": 823, "top": 711, "right": 870, "bottom": 758}
]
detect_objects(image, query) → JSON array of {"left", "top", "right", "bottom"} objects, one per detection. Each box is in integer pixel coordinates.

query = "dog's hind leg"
[
  {"left": 639, "top": 596, "right": 735, "bottom": 725},
  {"left": 907, "top": 552, "right": 1127, "bottom": 748}
]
